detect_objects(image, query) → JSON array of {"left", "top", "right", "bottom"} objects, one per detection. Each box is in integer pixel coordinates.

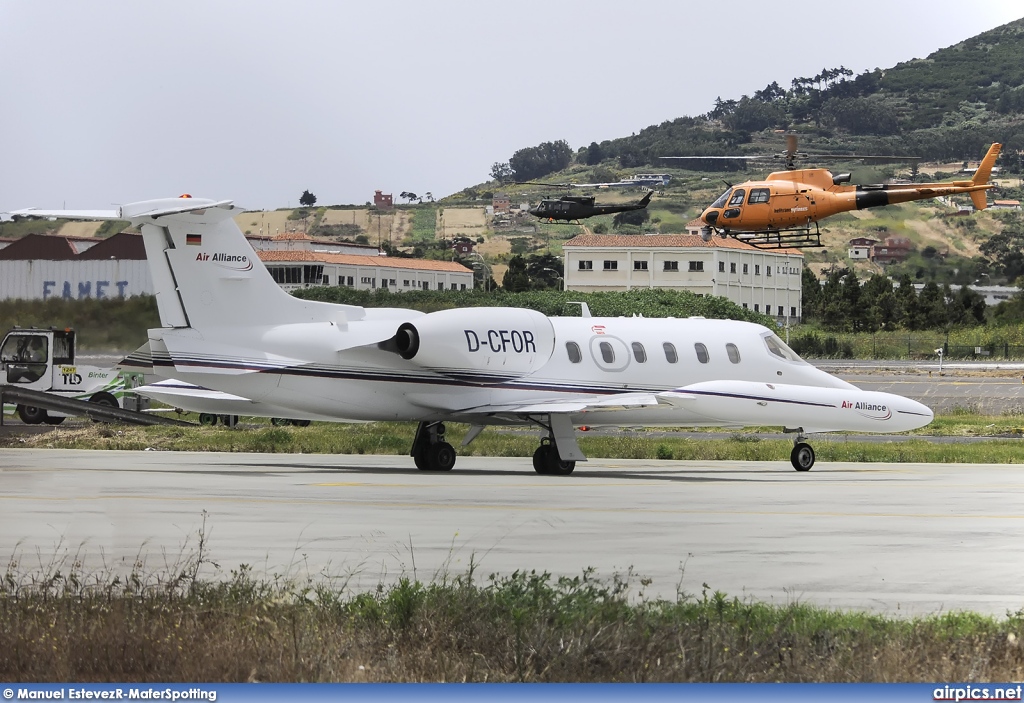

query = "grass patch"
[
  {"left": 1, "top": 551, "right": 1022, "bottom": 682},
  {"left": 7, "top": 418, "right": 1024, "bottom": 464}
]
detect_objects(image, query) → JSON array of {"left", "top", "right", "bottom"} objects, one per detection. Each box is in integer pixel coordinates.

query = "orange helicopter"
[{"left": 663, "top": 137, "right": 1002, "bottom": 249}]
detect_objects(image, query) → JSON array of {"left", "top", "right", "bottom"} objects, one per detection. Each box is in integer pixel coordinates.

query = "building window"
[
  {"left": 361, "top": 276, "right": 374, "bottom": 285},
  {"left": 403, "top": 280, "right": 410, "bottom": 287},
  {"left": 634, "top": 260, "right": 648, "bottom": 271},
  {"left": 726, "top": 343, "right": 741, "bottom": 364},
  {"left": 599, "top": 341, "right": 615, "bottom": 363},
  {"left": 603, "top": 260, "right": 618, "bottom": 271},
  {"left": 730, "top": 263, "right": 736, "bottom": 274},
  {"left": 791, "top": 306, "right": 797, "bottom": 317},
  {"left": 347, "top": 276, "right": 354, "bottom": 286},
  {"left": 461, "top": 284, "right": 467, "bottom": 290},
  {"left": 743, "top": 303, "right": 748, "bottom": 309},
  {"left": 664, "top": 261, "right": 679, "bottom": 271},
  {"left": 579, "top": 260, "right": 593, "bottom": 271},
  {"left": 451, "top": 283, "right": 457, "bottom": 290},
  {"left": 422, "top": 281, "right": 429, "bottom": 290},
  {"left": 437, "top": 282, "right": 443, "bottom": 290},
  {"left": 566, "top": 341, "right": 582, "bottom": 363},
  {"left": 390, "top": 279, "right": 397, "bottom": 286},
  {"left": 380, "top": 279, "right": 388, "bottom": 288},
  {"left": 754, "top": 304, "right": 759, "bottom": 312},
  {"left": 322, "top": 275, "right": 330, "bottom": 285},
  {"left": 631, "top": 342, "right": 647, "bottom": 363},
  {"left": 742, "top": 264, "right": 748, "bottom": 274},
  {"left": 718, "top": 261, "right": 725, "bottom": 273},
  {"left": 778, "top": 306, "right": 785, "bottom": 316},
  {"left": 663, "top": 342, "right": 678, "bottom": 364},
  {"left": 755, "top": 265, "right": 760, "bottom": 275},
  {"left": 766, "top": 266, "right": 772, "bottom": 277},
  {"left": 688, "top": 261, "right": 704, "bottom": 272},
  {"left": 694, "top": 343, "right": 709, "bottom": 364}
]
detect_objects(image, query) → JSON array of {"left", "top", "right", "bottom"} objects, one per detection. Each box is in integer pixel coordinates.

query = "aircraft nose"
[{"left": 897, "top": 398, "right": 934, "bottom": 431}]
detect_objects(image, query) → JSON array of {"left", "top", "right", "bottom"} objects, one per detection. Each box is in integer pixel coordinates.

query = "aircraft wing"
[{"left": 7, "top": 207, "right": 123, "bottom": 220}]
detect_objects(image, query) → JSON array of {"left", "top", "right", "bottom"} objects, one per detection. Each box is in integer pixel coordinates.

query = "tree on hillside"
[
  {"left": 613, "top": 208, "right": 650, "bottom": 229},
  {"left": 584, "top": 141, "right": 605, "bottom": 165},
  {"left": 508, "top": 140, "right": 573, "bottom": 182},
  {"left": 490, "top": 162, "right": 514, "bottom": 184},
  {"left": 399, "top": 191, "right": 419, "bottom": 203},
  {"left": 299, "top": 190, "right": 317, "bottom": 207},
  {"left": 502, "top": 255, "right": 531, "bottom": 292},
  {"left": 980, "top": 224, "right": 1024, "bottom": 282}
]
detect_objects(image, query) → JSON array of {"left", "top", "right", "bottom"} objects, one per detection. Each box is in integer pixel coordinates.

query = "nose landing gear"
[
  {"left": 532, "top": 437, "right": 576, "bottom": 475},
  {"left": 790, "top": 431, "right": 815, "bottom": 471}
]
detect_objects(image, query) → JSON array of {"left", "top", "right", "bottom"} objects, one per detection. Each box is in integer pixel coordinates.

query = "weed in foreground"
[{"left": 1, "top": 541, "right": 1023, "bottom": 683}]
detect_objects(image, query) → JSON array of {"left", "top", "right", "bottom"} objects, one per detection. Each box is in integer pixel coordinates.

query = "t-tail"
[{"left": 970, "top": 143, "right": 1002, "bottom": 211}]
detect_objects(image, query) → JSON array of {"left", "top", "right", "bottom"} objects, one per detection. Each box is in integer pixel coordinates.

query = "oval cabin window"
[
  {"left": 663, "top": 342, "right": 678, "bottom": 364},
  {"left": 599, "top": 341, "right": 615, "bottom": 364},
  {"left": 566, "top": 341, "right": 582, "bottom": 364},
  {"left": 694, "top": 343, "right": 709, "bottom": 364},
  {"left": 631, "top": 342, "right": 647, "bottom": 363},
  {"left": 726, "top": 343, "right": 741, "bottom": 364}
]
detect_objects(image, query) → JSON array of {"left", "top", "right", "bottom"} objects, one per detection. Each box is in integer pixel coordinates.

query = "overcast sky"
[{"left": 1, "top": 1, "right": 1021, "bottom": 212}]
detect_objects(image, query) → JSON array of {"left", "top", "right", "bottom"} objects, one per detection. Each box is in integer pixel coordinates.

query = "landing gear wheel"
[
  {"left": 533, "top": 443, "right": 575, "bottom": 476},
  {"left": 791, "top": 442, "right": 815, "bottom": 472},
  {"left": 415, "top": 441, "right": 456, "bottom": 472},
  {"left": 292, "top": 419, "right": 311, "bottom": 428},
  {"left": 271, "top": 417, "right": 287, "bottom": 426},
  {"left": 17, "top": 405, "right": 47, "bottom": 425},
  {"left": 44, "top": 415, "right": 65, "bottom": 425},
  {"left": 532, "top": 445, "right": 550, "bottom": 475},
  {"left": 198, "top": 413, "right": 218, "bottom": 426}
]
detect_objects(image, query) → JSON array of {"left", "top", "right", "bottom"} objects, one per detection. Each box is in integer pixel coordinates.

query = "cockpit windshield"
[
  {"left": 762, "top": 333, "right": 805, "bottom": 363},
  {"left": 710, "top": 188, "right": 732, "bottom": 209}
]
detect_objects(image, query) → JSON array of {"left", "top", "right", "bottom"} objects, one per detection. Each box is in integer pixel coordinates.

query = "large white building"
[
  {"left": 0, "top": 232, "right": 473, "bottom": 300},
  {"left": 563, "top": 234, "right": 804, "bottom": 321}
]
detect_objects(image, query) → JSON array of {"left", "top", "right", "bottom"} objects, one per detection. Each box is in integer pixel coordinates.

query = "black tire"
[
  {"left": 544, "top": 446, "right": 576, "bottom": 476},
  {"left": 425, "top": 441, "right": 457, "bottom": 472},
  {"left": 199, "top": 413, "right": 218, "bottom": 426},
  {"left": 532, "top": 445, "right": 550, "bottom": 474},
  {"left": 791, "top": 442, "right": 815, "bottom": 472},
  {"left": 292, "top": 419, "right": 311, "bottom": 428},
  {"left": 44, "top": 415, "right": 66, "bottom": 425},
  {"left": 271, "top": 417, "right": 287, "bottom": 426},
  {"left": 90, "top": 392, "right": 118, "bottom": 408},
  {"left": 17, "top": 405, "right": 47, "bottom": 425},
  {"left": 413, "top": 447, "right": 428, "bottom": 471}
]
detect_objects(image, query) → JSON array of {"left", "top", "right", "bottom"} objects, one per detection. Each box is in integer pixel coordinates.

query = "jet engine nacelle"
[{"left": 393, "top": 307, "right": 555, "bottom": 383}]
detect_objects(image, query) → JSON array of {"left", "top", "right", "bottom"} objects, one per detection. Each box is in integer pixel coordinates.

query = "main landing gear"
[
  {"left": 532, "top": 437, "right": 576, "bottom": 475},
  {"left": 411, "top": 421, "right": 457, "bottom": 472},
  {"left": 790, "top": 431, "right": 815, "bottom": 472}
]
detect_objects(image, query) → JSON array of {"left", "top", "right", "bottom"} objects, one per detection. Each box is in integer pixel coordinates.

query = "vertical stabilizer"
[
  {"left": 122, "top": 197, "right": 363, "bottom": 331},
  {"left": 970, "top": 143, "right": 1002, "bottom": 210}
]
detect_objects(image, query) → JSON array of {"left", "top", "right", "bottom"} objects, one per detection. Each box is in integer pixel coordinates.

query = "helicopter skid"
[{"left": 715, "top": 224, "right": 824, "bottom": 249}]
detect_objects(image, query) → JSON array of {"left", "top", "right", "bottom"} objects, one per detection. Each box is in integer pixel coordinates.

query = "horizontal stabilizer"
[{"left": 8, "top": 208, "right": 122, "bottom": 220}]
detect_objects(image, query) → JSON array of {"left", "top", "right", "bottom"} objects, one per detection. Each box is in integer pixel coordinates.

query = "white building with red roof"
[
  {"left": 257, "top": 250, "right": 473, "bottom": 292},
  {"left": 563, "top": 234, "right": 804, "bottom": 321}
]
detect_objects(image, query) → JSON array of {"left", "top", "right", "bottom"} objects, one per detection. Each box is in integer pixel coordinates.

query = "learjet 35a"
[{"left": 11, "top": 196, "right": 933, "bottom": 473}]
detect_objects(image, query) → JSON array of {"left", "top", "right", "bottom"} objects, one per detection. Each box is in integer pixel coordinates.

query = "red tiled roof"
[
  {"left": 0, "top": 234, "right": 79, "bottom": 260},
  {"left": 563, "top": 234, "right": 803, "bottom": 256},
  {"left": 257, "top": 250, "right": 472, "bottom": 273},
  {"left": 77, "top": 232, "right": 147, "bottom": 260}
]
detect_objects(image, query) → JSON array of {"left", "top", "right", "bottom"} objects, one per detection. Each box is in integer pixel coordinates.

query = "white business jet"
[{"left": 12, "top": 196, "right": 933, "bottom": 473}]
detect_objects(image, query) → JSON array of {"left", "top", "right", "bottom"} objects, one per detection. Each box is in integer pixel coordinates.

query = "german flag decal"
[{"left": 186, "top": 234, "right": 202, "bottom": 246}]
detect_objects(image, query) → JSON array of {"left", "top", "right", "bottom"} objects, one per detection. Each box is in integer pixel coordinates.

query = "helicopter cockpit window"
[
  {"left": 727, "top": 189, "right": 746, "bottom": 207},
  {"left": 748, "top": 188, "right": 770, "bottom": 204},
  {"left": 710, "top": 188, "right": 732, "bottom": 209}
]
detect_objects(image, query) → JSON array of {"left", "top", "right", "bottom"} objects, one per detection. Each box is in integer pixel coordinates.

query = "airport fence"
[{"left": 790, "top": 331, "right": 1024, "bottom": 360}]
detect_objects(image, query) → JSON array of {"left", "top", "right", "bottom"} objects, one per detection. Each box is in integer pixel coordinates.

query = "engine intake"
[{"left": 389, "top": 307, "right": 555, "bottom": 383}]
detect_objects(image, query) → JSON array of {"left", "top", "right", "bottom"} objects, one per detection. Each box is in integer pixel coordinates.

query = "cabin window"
[
  {"left": 726, "top": 343, "right": 741, "bottom": 364},
  {"left": 566, "top": 341, "right": 582, "bottom": 364},
  {"left": 663, "top": 342, "right": 678, "bottom": 363},
  {"left": 603, "top": 260, "right": 618, "bottom": 271},
  {"left": 634, "top": 260, "right": 648, "bottom": 270},
  {"left": 748, "top": 188, "right": 770, "bottom": 204},
  {"left": 694, "top": 343, "right": 709, "bottom": 364},
  {"left": 664, "top": 260, "right": 679, "bottom": 271},
  {"left": 727, "top": 189, "right": 746, "bottom": 207},
  {"left": 631, "top": 342, "right": 647, "bottom": 363},
  {"left": 723, "top": 208, "right": 741, "bottom": 219},
  {"left": 688, "top": 261, "right": 704, "bottom": 272},
  {"left": 579, "top": 260, "right": 593, "bottom": 270},
  {"left": 599, "top": 341, "right": 615, "bottom": 364}
]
